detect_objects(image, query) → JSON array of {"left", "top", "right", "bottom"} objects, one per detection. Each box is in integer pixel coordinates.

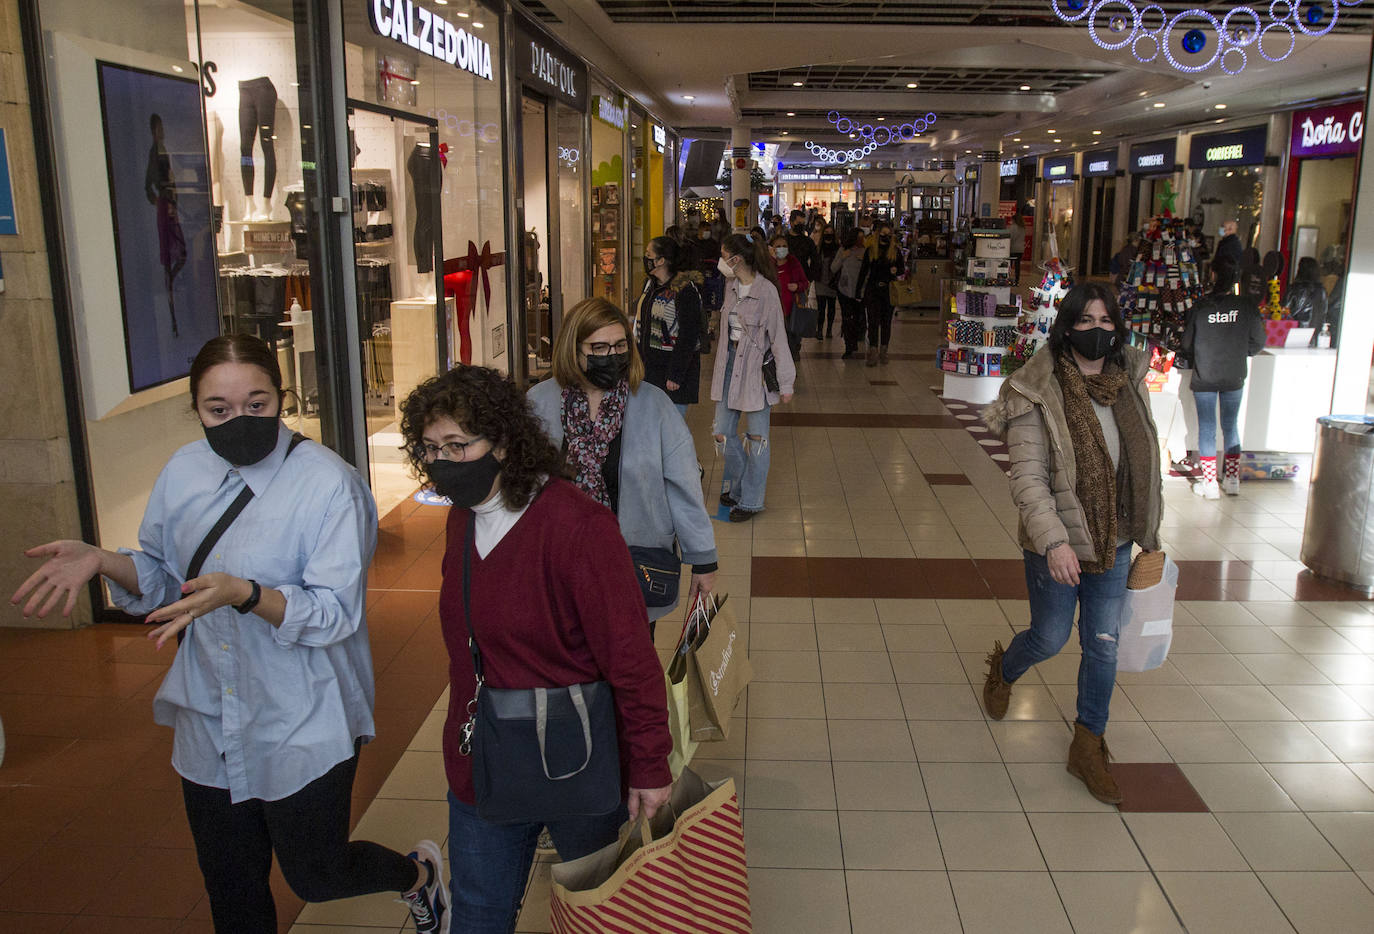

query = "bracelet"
[{"left": 234, "top": 579, "right": 262, "bottom": 615}]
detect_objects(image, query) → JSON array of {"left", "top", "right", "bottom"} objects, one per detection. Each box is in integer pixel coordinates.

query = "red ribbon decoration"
[
  {"left": 442, "top": 241, "right": 505, "bottom": 365},
  {"left": 438, "top": 142, "right": 449, "bottom": 168}
]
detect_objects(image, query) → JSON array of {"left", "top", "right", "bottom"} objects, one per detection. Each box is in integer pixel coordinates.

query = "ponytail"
[{"left": 722, "top": 232, "right": 780, "bottom": 292}]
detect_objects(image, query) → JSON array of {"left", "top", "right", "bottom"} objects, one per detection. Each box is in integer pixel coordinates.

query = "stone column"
[
  {"left": 730, "top": 126, "right": 754, "bottom": 232},
  {"left": 0, "top": 0, "right": 89, "bottom": 628}
]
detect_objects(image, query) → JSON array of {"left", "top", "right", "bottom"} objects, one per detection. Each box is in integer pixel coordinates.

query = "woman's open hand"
[
  {"left": 10, "top": 541, "right": 105, "bottom": 618},
  {"left": 1047, "top": 543, "right": 1081, "bottom": 587},
  {"left": 145, "top": 573, "right": 252, "bottom": 649},
  {"left": 628, "top": 784, "right": 672, "bottom": 821}
]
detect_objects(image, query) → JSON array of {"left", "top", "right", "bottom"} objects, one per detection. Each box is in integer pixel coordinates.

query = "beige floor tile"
[
  {"left": 909, "top": 719, "right": 1001, "bottom": 762},
  {"left": 1156, "top": 871, "right": 1296, "bottom": 934},
  {"left": 1121, "top": 684, "right": 1220, "bottom": 721},
  {"left": 890, "top": 652, "right": 969, "bottom": 683},
  {"left": 744, "top": 760, "right": 837, "bottom": 810},
  {"left": 753, "top": 538, "right": 809, "bottom": 557},
  {"left": 1046, "top": 684, "right": 1142, "bottom": 722},
  {"left": 1206, "top": 626, "right": 1296, "bottom": 654},
  {"left": 1264, "top": 762, "right": 1374, "bottom": 811},
  {"left": 1244, "top": 602, "right": 1326, "bottom": 626},
  {"left": 703, "top": 715, "right": 748, "bottom": 759},
  {"left": 921, "top": 761, "right": 1022, "bottom": 811},
  {"left": 846, "top": 870, "right": 961, "bottom": 934},
  {"left": 1343, "top": 684, "right": 1374, "bottom": 716},
  {"left": 1268, "top": 683, "right": 1370, "bottom": 720},
  {"left": 408, "top": 708, "right": 445, "bottom": 753},
  {"left": 749, "top": 597, "right": 815, "bottom": 623},
  {"left": 348, "top": 798, "right": 450, "bottom": 858},
  {"left": 747, "top": 718, "right": 830, "bottom": 761},
  {"left": 806, "top": 539, "right": 863, "bottom": 558},
  {"left": 1308, "top": 812, "right": 1374, "bottom": 870},
  {"left": 1123, "top": 813, "right": 1249, "bottom": 871},
  {"left": 1051, "top": 872, "right": 1183, "bottom": 934},
  {"left": 747, "top": 868, "right": 851, "bottom": 934},
  {"left": 1029, "top": 812, "right": 1146, "bottom": 871},
  {"left": 858, "top": 540, "right": 917, "bottom": 558},
  {"left": 1114, "top": 659, "right": 1189, "bottom": 686},
  {"left": 1150, "top": 721, "right": 1256, "bottom": 763},
  {"left": 880, "top": 624, "right": 955, "bottom": 653},
  {"left": 514, "top": 860, "right": 552, "bottom": 933},
  {"left": 985, "top": 681, "right": 1065, "bottom": 721},
  {"left": 752, "top": 650, "right": 822, "bottom": 683},
  {"left": 294, "top": 892, "right": 411, "bottom": 928},
  {"left": 874, "top": 598, "right": 941, "bottom": 625},
  {"left": 1300, "top": 602, "right": 1374, "bottom": 626},
  {"left": 823, "top": 682, "right": 905, "bottom": 719},
  {"left": 1228, "top": 721, "right": 1337, "bottom": 763},
  {"left": 1306, "top": 720, "right": 1374, "bottom": 762},
  {"left": 750, "top": 623, "right": 818, "bottom": 652},
  {"left": 801, "top": 520, "right": 857, "bottom": 539},
  {"left": 1182, "top": 601, "right": 1264, "bottom": 626},
  {"left": 1216, "top": 812, "right": 1348, "bottom": 871},
  {"left": 913, "top": 539, "right": 970, "bottom": 558},
  {"left": 1195, "top": 685, "right": 1298, "bottom": 721},
  {"left": 948, "top": 871, "right": 1072, "bottom": 934},
  {"left": 1270, "top": 626, "right": 1362, "bottom": 654},
  {"left": 375, "top": 750, "right": 449, "bottom": 801},
  {"left": 1234, "top": 653, "right": 1331, "bottom": 684},
  {"left": 815, "top": 624, "right": 886, "bottom": 652},
  {"left": 839, "top": 810, "right": 945, "bottom": 870},
  {"left": 743, "top": 809, "right": 843, "bottom": 869},
  {"left": 1006, "top": 762, "right": 1118, "bottom": 812},
  {"left": 988, "top": 720, "right": 1073, "bottom": 762},
  {"left": 1259, "top": 871, "right": 1374, "bottom": 934},
  {"left": 827, "top": 719, "right": 916, "bottom": 761},
  {"left": 689, "top": 758, "right": 747, "bottom": 808},
  {"left": 1332, "top": 627, "right": 1374, "bottom": 651},
  {"left": 1179, "top": 762, "right": 1298, "bottom": 811},
  {"left": 1030, "top": 653, "right": 1083, "bottom": 685},
  {"left": 1168, "top": 627, "right": 1230, "bottom": 653},
  {"left": 936, "top": 811, "right": 1046, "bottom": 870},
  {"left": 1307, "top": 653, "right": 1374, "bottom": 685},
  {"left": 819, "top": 651, "right": 894, "bottom": 683},
  {"left": 899, "top": 682, "right": 984, "bottom": 720},
  {"left": 811, "top": 597, "right": 879, "bottom": 625},
  {"left": 747, "top": 682, "right": 827, "bottom": 719},
  {"left": 1172, "top": 653, "right": 1262, "bottom": 685}
]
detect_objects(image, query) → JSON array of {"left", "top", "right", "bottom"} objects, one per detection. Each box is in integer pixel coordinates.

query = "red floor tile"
[
  {"left": 63, "top": 918, "right": 181, "bottom": 934},
  {"left": 0, "top": 912, "right": 72, "bottom": 934},
  {"left": 921, "top": 559, "right": 995, "bottom": 599},
  {"left": 92, "top": 846, "right": 207, "bottom": 920},
  {"left": 48, "top": 786, "right": 186, "bottom": 849},
  {"left": 1289, "top": 570, "right": 1374, "bottom": 601},
  {"left": 0, "top": 844, "right": 125, "bottom": 913},
  {"left": 750, "top": 557, "right": 814, "bottom": 597},
  {"left": 1113, "top": 762, "right": 1210, "bottom": 813},
  {"left": 922, "top": 473, "right": 972, "bottom": 486},
  {"left": 771, "top": 413, "right": 965, "bottom": 429}
]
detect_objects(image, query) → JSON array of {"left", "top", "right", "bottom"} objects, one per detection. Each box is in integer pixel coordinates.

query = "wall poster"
[{"left": 97, "top": 61, "right": 220, "bottom": 393}]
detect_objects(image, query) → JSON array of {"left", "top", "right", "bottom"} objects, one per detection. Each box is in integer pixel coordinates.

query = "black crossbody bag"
[{"left": 457, "top": 513, "right": 622, "bottom": 824}]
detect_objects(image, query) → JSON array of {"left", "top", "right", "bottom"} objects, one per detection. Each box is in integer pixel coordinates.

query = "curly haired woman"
[{"left": 398, "top": 366, "right": 672, "bottom": 934}]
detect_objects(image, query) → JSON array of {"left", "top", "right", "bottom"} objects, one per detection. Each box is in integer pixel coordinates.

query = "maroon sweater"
[{"left": 438, "top": 479, "right": 672, "bottom": 805}]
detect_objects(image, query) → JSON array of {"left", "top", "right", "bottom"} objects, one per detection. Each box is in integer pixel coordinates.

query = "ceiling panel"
[
  {"left": 747, "top": 65, "right": 1114, "bottom": 94},
  {"left": 516, "top": 0, "right": 562, "bottom": 22}
]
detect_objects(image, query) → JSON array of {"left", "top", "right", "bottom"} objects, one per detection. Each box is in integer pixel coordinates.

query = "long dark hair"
[
  {"left": 399, "top": 365, "right": 563, "bottom": 510},
  {"left": 722, "top": 232, "right": 780, "bottom": 291},
  {"left": 650, "top": 235, "right": 684, "bottom": 276},
  {"left": 1294, "top": 255, "right": 1321, "bottom": 284},
  {"left": 1048, "top": 282, "right": 1128, "bottom": 368},
  {"left": 189, "top": 333, "right": 283, "bottom": 409}
]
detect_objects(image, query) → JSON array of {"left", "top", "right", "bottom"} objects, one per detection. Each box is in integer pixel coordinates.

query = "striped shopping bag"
[{"left": 550, "top": 769, "right": 751, "bottom": 933}]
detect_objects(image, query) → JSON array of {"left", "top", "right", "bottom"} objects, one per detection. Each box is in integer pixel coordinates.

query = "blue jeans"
[
  {"left": 1193, "top": 388, "right": 1243, "bottom": 456},
  {"left": 674, "top": 403, "right": 690, "bottom": 419},
  {"left": 1001, "top": 542, "right": 1132, "bottom": 734},
  {"left": 712, "top": 345, "right": 772, "bottom": 511},
  {"left": 446, "top": 792, "right": 628, "bottom": 934}
]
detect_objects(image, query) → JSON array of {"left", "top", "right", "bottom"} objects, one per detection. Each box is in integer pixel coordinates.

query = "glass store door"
[{"left": 520, "top": 93, "right": 554, "bottom": 383}]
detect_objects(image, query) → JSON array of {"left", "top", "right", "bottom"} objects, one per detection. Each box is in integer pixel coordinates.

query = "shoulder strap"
[
  {"left": 185, "top": 433, "right": 306, "bottom": 580},
  {"left": 462, "top": 511, "right": 485, "bottom": 683}
]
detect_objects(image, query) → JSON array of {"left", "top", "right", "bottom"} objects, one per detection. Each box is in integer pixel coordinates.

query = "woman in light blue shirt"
[{"left": 11, "top": 335, "right": 450, "bottom": 934}]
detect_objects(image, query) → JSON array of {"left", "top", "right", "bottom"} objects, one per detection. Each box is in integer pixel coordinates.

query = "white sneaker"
[
  {"left": 1192, "top": 479, "right": 1220, "bottom": 500},
  {"left": 1221, "top": 475, "right": 1240, "bottom": 496}
]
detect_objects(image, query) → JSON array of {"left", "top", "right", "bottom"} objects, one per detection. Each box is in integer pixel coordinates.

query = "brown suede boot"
[
  {"left": 982, "top": 641, "right": 1013, "bottom": 720},
  {"left": 1066, "top": 721, "right": 1123, "bottom": 805},
  {"left": 878, "top": 346, "right": 889, "bottom": 364},
  {"left": 865, "top": 347, "right": 879, "bottom": 367}
]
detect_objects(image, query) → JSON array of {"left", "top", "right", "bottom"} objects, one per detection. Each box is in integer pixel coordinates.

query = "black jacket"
[
  {"left": 856, "top": 241, "right": 906, "bottom": 305},
  {"left": 635, "top": 271, "right": 704, "bottom": 405},
  {"left": 1182, "top": 292, "right": 1266, "bottom": 392},
  {"left": 786, "top": 229, "right": 821, "bottom": 281},
  {"left": 1286, "top": 279, "right": 1327, "bottom": 327},
  {"left": 1213, "top": 233, "right": 1243, "bottom": 272}
]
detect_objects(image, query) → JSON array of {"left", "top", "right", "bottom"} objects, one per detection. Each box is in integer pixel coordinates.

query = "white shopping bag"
[{"left": 1116, "top": 554, "right": 1179, "bottom": 672}]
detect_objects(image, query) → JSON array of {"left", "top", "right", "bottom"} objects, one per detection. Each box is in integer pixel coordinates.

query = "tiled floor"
[{"left": 4, "top": 306, "right": 1374, "bottom": 933}]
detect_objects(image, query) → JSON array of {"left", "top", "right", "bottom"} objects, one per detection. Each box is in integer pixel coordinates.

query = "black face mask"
[
  {"left": 204, "top": 414, "right": 280, "bottom": 466},
  {"left": 643, "top": 256, "right": 658, "bottom": 276},
  {"left": 878, "top": 236, "right": 892, "bottom": 246},
  {"left": 427, "top": 453, "right": 502, "bottom": 508},
  {"left": 583, "top": 352, "right": 629, "bottom": 390},
  {"left": 1066, "top": 327, "right": 1121, "bottom": 361}
]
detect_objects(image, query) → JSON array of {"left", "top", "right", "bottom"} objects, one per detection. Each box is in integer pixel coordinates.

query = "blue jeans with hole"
[
  {"left": 1000, "top": 542, "right": 1132, "bottom": 734},
  {"left": 1193, "top": 388, "right": 1244, "bottom": 457},
  {"left": 446, "top": 792, "right": 628, "bottom": 934},
  {"left": 712, "top": 344, "right": 772, "bottom": 511}
]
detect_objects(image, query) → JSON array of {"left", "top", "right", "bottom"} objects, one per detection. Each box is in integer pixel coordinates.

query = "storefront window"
[
  {"left": 1285, "top": 100, "right": 1363, "bottom": 280},
  {"left": 557, "top": 103, "right": 587, "bottom": 312},
  {"left": 1045, "top": 182, "right": 1079, "bottom": 266},
  {"left": 589, "top": 82, "right": 626, "bottom": 306},
  {"left": 1192, "top": 166, "right": 1265, "bottom": 248},
  {"left": 629, "top": 105, "right": 650, "bottom": 302}
]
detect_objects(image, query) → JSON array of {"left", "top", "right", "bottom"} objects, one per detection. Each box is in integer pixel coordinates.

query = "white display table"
[{"left": 1240, "top": 347, "right": 1337, "bottom": 453}]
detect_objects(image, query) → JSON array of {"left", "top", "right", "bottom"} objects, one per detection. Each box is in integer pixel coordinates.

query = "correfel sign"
[{"left": 368, "top": 0, "right": 494, "bottom": 81}]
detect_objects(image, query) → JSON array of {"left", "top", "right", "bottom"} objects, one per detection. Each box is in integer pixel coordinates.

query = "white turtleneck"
[{"left": 472, "top": 490, "right": 530, "bottom": 559}]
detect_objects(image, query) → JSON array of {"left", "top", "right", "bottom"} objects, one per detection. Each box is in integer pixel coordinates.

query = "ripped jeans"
[
  {"left": 1000, "top": 541, "right": 1132, "bottom": 734},
  {"left": 712, "top": 345, "right": 772, "bottom": 511}
]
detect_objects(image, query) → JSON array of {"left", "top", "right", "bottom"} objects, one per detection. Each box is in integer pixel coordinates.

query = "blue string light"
[{"left": 802, "top": 110, "right": 938, "bottom": 165}]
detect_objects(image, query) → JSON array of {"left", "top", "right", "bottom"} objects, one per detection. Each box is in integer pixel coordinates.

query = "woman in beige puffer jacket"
[{"left": 979, "top": 282, "right": 1163, "bottom": 807}]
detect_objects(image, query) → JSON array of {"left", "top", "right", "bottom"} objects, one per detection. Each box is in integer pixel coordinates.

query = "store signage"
[
  {"left": 966, "top": 166, "right": 980, "bottom": 181},
  {"left": 1129, "top": 138, "right": 1175, "bottom": 173},
  {"left": 367, "top": 0, "right": 494, "bottom": 81},
  {"left": 593, "top": 95, "right": 626, "bottom": 129},
  {"left": 513, "top": 14, "right": 587, "bottom": 110},
  {"left": 1189, "top": 125, "right": 1267, "bottom": 168},
  {"left": 1290, "top": 100, "right": 1366, "bottom": 158},
  {"left": 776, "top": 170, "right": 844, "bottom": 182},
  {"left": 0, "top": 129, "right": 16, "bottom": 236},
  {"left": 1000, "top": 159, "right": 1019, "bottom": 177},
  {"left": 1082, "top": 148, "right": 1118, "bottom": 177},
  {"left": 1041, "top": 155, "right": 1074, "bottom": 180},
  {"left": 652, "top": 124, "right": 667, "bottom": 153}
]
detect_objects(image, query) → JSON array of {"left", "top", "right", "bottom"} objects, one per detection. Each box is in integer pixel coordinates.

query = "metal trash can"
[{"left": 1301, "top": 415, "right": 1374, "bottom": 591}]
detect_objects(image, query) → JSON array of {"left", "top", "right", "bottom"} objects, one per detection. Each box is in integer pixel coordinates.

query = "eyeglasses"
[
  {"left": 415, "top": 438, "right": 484, "bottom": 461},
  {"left": 582, "top": 339, "right": 630, "bottom": 356}
]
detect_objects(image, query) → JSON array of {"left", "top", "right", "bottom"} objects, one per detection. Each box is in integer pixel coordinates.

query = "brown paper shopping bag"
[
  {"left": 686, "top": 596, "right": 751, "bottom": 742},
  {"left": 550, "top": 768, "right": 751, "bottom": 933}
]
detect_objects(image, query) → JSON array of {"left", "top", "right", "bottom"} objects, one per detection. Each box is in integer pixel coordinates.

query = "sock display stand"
[
  {"left": 939, "top": 229, "right": 1017, "bottom": 404},
  {"left": 1001, "top": 258, "right": 1072, "bottom": 376}
]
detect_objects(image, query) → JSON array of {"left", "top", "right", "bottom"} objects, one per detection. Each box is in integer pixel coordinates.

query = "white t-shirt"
[{"left": 728, "top": 280, "right": 753, "bottom": 342}]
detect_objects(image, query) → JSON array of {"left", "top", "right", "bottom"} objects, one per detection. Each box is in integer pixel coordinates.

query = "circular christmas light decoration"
[
  {"left": 804, "top": 110, "right": 937, "bottom": 164},
  {"left": 1051, "top": 0, "right": 1360, "bottom": 73}
]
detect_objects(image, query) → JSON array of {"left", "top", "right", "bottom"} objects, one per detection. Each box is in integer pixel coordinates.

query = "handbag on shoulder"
[
  {"left": 458, "top": 514, "right": 622, "bottom": 824},
  {"left": 627, "top": 544, "right": 681, "bottom": 608}
]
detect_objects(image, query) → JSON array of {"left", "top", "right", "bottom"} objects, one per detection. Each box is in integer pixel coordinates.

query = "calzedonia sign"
[
  {"left": 1189, "top": 125, "right": 1267, "bottom": 168},
  {"left": 1290, "top": 100, "right": 1366, "bottom": 158},
  {"left": 368, "top": 0, "right": 494, "bottom": 81},
  {"left": 513, "top": 14, "right": 588, "bottom": 111}
]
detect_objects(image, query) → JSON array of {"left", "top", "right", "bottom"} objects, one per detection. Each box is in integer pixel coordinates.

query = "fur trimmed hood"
[{"left": 670, "top": 270, "right": 704, "bottom": 290}]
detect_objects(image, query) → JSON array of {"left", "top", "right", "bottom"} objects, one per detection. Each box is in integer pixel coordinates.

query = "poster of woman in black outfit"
[{"left": 145, "top": 114, "right": 186, "bottom": 337}]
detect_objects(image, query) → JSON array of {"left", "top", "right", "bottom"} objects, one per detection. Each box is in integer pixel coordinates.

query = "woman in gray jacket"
[
  {"left": 529, "top": 297, "right": 717, "bottom": 632},
  {"left": 980, "top": 282, "right": 1163, "bottom": 806}
]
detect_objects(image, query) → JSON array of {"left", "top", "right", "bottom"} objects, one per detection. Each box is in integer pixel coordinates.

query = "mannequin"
[{"left": 238, "top": 76, "right": 278, "bottom": 221}]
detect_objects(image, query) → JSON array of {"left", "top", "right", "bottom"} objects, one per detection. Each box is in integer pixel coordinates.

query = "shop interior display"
[
  {"left": 1116, "top": 215, "right": 1200, "bottom": 362},
  {"left": 525, "top": 228, "right": 552, "bottom": 380},
  {"left": 1001, "top": 258, "right": 1073, "bottom": 376},
  {"left": 939, "top": 229, "right": 1019, "bottom": 402},
  {"left": 898, "top": 184, "right": 954, "bottom": 259}
]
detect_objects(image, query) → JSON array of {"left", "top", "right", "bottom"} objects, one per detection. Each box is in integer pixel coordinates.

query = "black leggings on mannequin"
[
  {"left": 238, "top": 77, "right": 278, "bottom": 198},
  {"left": 407, "top": 143, "right": 440, "bottom": 274}
]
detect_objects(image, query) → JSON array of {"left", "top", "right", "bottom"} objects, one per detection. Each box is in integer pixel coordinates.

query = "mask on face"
[
  {"left": 426, "top": 453, "right": 502, "bottom": 509},
  {"left": 773, "top": 246, "right": 788, "bottom": 260},
  {"left": 717, "top": 257, "right": 736, "bottom": 278},
  {"left": 642, "top": 256, "right": 658, "bottom": 276},
  {"left": 878, "top": 236, "right": 892, "bottom": 246},
  {"left": 823, "top": 235, "right": 836, "bottom": 245},
  {"left": 583, "top": 352, "right": 630, "bottom": 390},
  {"left": 204, "top": 414, "right": 280, "bottom": 466},
  {"left": 1066, "top": 326, "right": 1121, "bottom": 361},
  {"left": 859, "top": 227, "right": 872, "bottom": 237}
]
